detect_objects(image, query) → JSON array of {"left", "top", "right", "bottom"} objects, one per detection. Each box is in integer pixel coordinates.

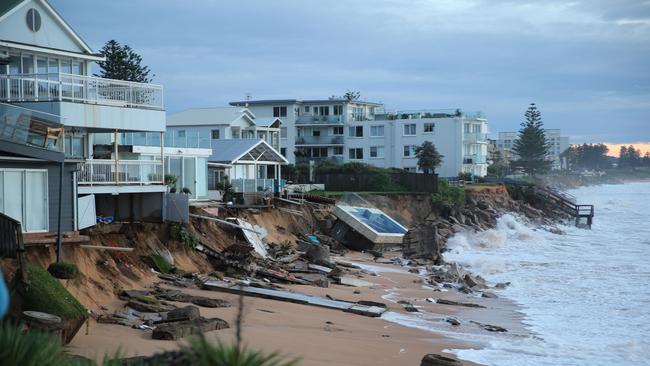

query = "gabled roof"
[
  {"left": 167, "top": 107, "right": 256, "bottom": 127},
  {"left": 254, "top": 118, "right": 282, "bottom": 128},
  {"left": 0, "top": 0, "right": 94, "bottom": 54},
  {"left": 209, "top": 139, "right": 288, "bottom": 165}
]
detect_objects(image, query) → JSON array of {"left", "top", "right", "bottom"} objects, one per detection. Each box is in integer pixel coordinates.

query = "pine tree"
[
  {"left": 415, "top": 141, "right": 443, "bottom": 174},
  {"left": 512, "top": 103, "right": 552, "bottom": 175},
  {"left": 95, "top": 40, "right": 152, "bottom": 82}
]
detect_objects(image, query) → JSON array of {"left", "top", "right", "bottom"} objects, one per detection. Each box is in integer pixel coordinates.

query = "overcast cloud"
[{"left": 50, "top": 0, "right": 650, "bottom": 143}]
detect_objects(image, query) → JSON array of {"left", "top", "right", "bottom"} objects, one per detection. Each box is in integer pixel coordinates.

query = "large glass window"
[
  {"left": 0, "top": 169, "right": 48, "bottom": 232},
  {"left": 273, "top": 106, "right": 287, "bottom": 117},
  {"left": 211, "top": 129, "right": 220, "bottom": 139},
  {"left": 21, "top": 55, "right": 34, "bottom": 74},
  {"left": 370, "top": 125, "right": 384, "bottom": 137},
  {"left": 370, "top": 146, "right": 384, "bottom": 158},
  {"left": 348, "top": 126, "right": 363, "bottom": 137},
  {"left": 403, "top": 145, "right": 416, "bottom": 157},
  {"left": 348, "top": 148, "right": 363, "bottom": 160},
  {"left": 403, "top": 124, "right": 416, "bottom": 136}
]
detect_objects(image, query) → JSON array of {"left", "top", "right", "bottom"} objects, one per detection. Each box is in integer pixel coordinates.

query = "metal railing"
[
  {"left": 78, "top": 160, "right": 164, "bottom": 185},
  {"left": 295, "top": 135, "right": 344, "bottom": 145},
  {"left": 0, "top": 73, "right": 164, "bottom": 110},
  {"left": 296, "top": 156, "right": 344, "bottom": 165},
  {"left": 463, "top": 155, "right": 487, "bottom": 164},
  {"left": 0, "top": 103, "right": 64, "bottom": 153},
  {"left": 463, "top": 132, "right": 489, "bottom": 143},
  {"left": 296, "top": 115, "right": 344, "bottom": 124},
  {"left": 231, "top": 178, "right": 275, "bottom": 193}
]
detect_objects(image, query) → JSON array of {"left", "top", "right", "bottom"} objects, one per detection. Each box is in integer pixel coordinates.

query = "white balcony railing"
[
  {"left": 231, "top": 178, "right": 275, "bottom": 193},
  {"left": 0, "top": 73, "right": 163, "bottom": 110},
  {"left": 463, "top": 132, "right": 488, "bottom": 143},
  {"left": 78, "top": 160, "right": 164, "bottom": 185}
]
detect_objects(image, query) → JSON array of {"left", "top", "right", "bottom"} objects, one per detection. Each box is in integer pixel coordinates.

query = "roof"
[
  {"left": 0, "top": 0, "right": 23, "bottom": 19},
  {"left": 0, "top": 0, "right": 95, "bottom": 54},
  {"left": 209, "top": 139, "right": 288, "bottom": 165},
  {"left": 167, "top": 107, "right": 255, "bottom": 127},
  {"left": 254, "top": 118, "right": 282, "bottom": 128},
  {"left": 229, "top": 98, "right": 383, "bottom": 107}
]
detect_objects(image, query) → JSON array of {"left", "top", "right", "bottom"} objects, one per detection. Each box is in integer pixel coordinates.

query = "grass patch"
[
  {"left": 23, "top": 265, "right": 86, "bottom": 321},
  {"left": 150, "top": 254, "right": 173, "bottom": 274},
  {"left": 431, "top": 180, "right": 466, "bottom": 206},
  {"left": 169, "top": 223, "right": 199, "bottom": 249},
  {"left": 47, "top": 262, "right": 80, "bottom": 280}
]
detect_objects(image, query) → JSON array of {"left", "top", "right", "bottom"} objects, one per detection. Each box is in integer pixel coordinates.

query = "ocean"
[{"left": 443, "top": 182, "right": 650, "bottom": 366}]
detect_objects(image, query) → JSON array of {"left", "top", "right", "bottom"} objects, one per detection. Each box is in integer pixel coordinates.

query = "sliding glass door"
[{"left": 0, "top": 169, "right": 48, "bottom": 232}]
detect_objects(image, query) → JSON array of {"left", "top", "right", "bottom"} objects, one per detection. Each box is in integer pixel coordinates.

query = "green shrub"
[
  {"left": 169, "top": 223, "right": 199, "bottom": 249},
  {"left": 23, "top": 266, "right": 86, "bottom": 321},
  {"left": 150, "top": 254, "right": 173, "bottom": 274},
  {"left": 431, "top": 180, "right": 466, "bottom": 206},
  {"left": 47, "top": 262, "right": 80, "bottom": 280},
  {"left": 184, "top": 335, "right": 299, "bottom": 366}
]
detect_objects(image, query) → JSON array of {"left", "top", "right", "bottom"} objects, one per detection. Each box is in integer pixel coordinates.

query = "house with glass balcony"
[
  {"left": 229, "top": 99, "right": 381, "bottom": 165},
  {"left": 0, "top": 0, "right": 169, "bottom": 224},
  {"left": 166, "top": 107, "right": 284, "bottom": 193},
  {"left": 0, "top": 102, "right": 78, "bottom": 234},
  {"left": 230, "top": 98, "right": 489, "bottom": 177}
]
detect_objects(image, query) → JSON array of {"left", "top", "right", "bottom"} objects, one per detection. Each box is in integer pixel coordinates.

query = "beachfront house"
[
  {"left": 166, "top": 107, "right": 285, "bottom": 194},
  {"left": 230, "top": 98, "right": 489, "bottom": 177},
  {"left": 0, "top": 0, "right": 170, "bottom": 225},
  {"left": 207, "top": 139, "right": 288, "bottom": 195}
]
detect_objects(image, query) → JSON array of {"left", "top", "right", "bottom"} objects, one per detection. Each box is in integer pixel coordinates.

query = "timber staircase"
[{"left": 535, "top": 186, "right": 594, "bottom": 228}]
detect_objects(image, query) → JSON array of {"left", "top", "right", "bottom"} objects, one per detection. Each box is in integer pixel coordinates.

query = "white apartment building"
[
  {"left": 230, "top": 99, "right": 489, "bottom": 177},
  {"left": 496, "top": 129, "right": 569, "bottom": 169}
]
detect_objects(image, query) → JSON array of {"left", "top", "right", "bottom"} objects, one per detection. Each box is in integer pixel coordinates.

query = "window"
[
  {"left": 333, "top": 147, "right": 343, "bottom": 155},
  {"left": 318, "top": 106, "right": 330, "bottom": 116},
  {"left": 0, "top": 169, "right": 48, "bottom": 232},
  {"left": 312, "top": 147, "right": 328, "bottom": 157},
  {"left": 211, "top": 129, "right": 220, "bottom": 139},
  {"left": 333, "top": 126, "right": 344, "bottom": 135},
  {"left": 65, "top": 135, "right": 84, "bottom": 158},
  {"left": 370, "top": 125, "right": 384, "bottom": 137},
  {"left": 280, "top": 148, "right": 286, "bottom": 157},
  {"left": 349, "top": 148, "right": 363, "bottom": 160},
  {"left": 273, "top": 106, "right": 287, "bottom": 117},
  {"left": 305, "top": 106, "right": 310, "bottom": 113},
  {"left": 312, "top": 130, "right": 321, "bottom": 137},
  {"left": 370, "top": 146, "right": 384, "bottom": 158},
  {"left": 403, "top": 145, "right": 416, "bottom": 157},
  {"left": 404, "top": 167, "right": 417, "bottom": 173},
  {"left": 280, "top": 127, "right": 287, "bottom": 138},
  {"left": 424, "top": 122, "right": 435, "bottom": 133},
  {"left": 333, "top": 105, "right": 343, "bottom": 115},
  {"left": 349, "top": 126, "right": 363, "bottom": 137},
  {"left": 26, "top": 8, "right": 42, "bottom": 32},
  {"left": 403, "top": 123, "right": 416, "bottom": 136}
]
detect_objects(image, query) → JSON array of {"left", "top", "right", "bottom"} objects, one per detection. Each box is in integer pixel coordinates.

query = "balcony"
[
  {"left": 295, "top": 135, "right": 344, "bottom": 145},
  {"left": 119, "top": 131, "right": 210, "bottom": 149},
  {"left": 78, "top": 159, "right": 164, "bottom": 185},
  {"left": 463, "top": 132, "right": 488, "bottom": 143},
  {"left": 296, "top": 156, "right": 344, "bottom": 165},
  {"left": 374, "top": 109, "right": 486, "bottom": 120},
  {"left": 463, "top": 155, "right": 487, "bottom": 164},
  {"left": 231, "top": 178, "right": 276, "bottom": 193},
  {"left": 0, "top": 73, "right": 164, "bottom": 110},
  {"left": 0, "top": 103, "right": 64, "bottom": 154},
  {"left": 296, "top": 115, "right": 344, "bottom": 125}
]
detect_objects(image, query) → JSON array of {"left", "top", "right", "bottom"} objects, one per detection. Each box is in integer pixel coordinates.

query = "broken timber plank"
[{"left": 201, "top": 280, "right": 385, "bottom": 317}]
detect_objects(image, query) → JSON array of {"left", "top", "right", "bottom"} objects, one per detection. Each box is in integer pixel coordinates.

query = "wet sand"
[{"left": 68, "top": 252, "right": 522, "bottom": 365}]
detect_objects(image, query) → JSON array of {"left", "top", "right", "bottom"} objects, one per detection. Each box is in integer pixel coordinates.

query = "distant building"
[
  {"left": 230, "top": 99, "right": 489, "bottom": 177},
  {"left": 496, "top": 129, "right": 569, "bottom": 169}
]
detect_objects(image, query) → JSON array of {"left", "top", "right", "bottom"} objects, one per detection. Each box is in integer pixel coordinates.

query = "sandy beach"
[{"left": 67, "top": 251, "right": 523, "bottom": 366}]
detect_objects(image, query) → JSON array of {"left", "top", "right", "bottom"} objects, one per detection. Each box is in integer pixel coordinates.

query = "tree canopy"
[
  {"left": 619, "top": 145, "right": 643, "bottom": 168},
  {"left": 95, "top": 40, "right": 152, "bottom": 82},
  {"left": 415, "top": 141, "right": 443, "bottom": 174},
  {"left": 561, "top": 143, "right": 610, "bottom": 171},
  {"left": 512, "top": 103, "right": 552, "bottom": 175}
]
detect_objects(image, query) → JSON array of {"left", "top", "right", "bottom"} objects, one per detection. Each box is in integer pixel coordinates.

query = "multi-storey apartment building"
[
  {"left": 0, "top": 0, "right": 171, "bottom": 228},
  {"left": 496, "top": 129, "right": 569, "bottom": 169},
  {"left": 230, "top": 99, "right": 489, "bottom": 177}
]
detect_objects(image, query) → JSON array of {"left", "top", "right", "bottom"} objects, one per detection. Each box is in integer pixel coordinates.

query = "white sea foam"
[{"left": 442, "top": 182, "right": 650, "bottom": 366}]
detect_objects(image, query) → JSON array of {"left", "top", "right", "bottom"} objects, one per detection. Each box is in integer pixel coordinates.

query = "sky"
[{"left": 50, "top": 0, "right": 650, "bottom": 145}]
